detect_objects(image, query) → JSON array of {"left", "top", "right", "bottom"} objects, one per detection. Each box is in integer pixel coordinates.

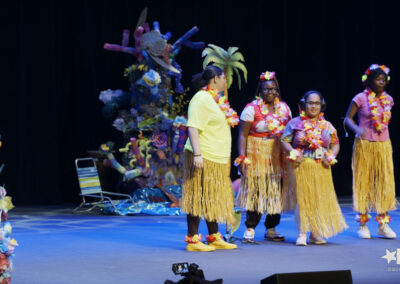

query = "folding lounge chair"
[{"left": 74, "top": 158, "right": 134, "bottom": 215}]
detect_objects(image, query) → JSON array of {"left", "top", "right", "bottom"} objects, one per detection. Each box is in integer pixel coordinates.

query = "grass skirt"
[
  {"left": 352, "top": 138, "right": 397, "bottom": 214},
  {"left": 295, "top": 158, "right": 348, "bottom": 238},
  {"left": 181, "top": 151, "right": 235, "bottom": 224},
  {"left": 282, "top": 159, "right": 297, "bottom": 211},
  {"left": 236, "top": 137, "right": 283, "bottom": 214}
]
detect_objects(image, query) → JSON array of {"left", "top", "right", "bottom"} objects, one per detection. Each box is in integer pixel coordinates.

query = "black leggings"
[
  {"left": 187, "top": 214, "right": 218, "bottom": 237},
  {"left": 245, "top": 211, "right": 281, "bottom": 229}
]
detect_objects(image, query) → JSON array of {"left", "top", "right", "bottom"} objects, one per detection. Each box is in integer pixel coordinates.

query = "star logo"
[{"left": 381, "top": 249, "right": 397, "bottom": 264}]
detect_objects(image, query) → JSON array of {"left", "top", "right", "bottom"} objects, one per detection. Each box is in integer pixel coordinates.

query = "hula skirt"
[
  {"left": 295, "top": 158, "right": 348, "bottom": 238},
  {"left": 181, "top": 151, "right": 235, "bottom": 224},
  {"left": 352, "top": 138, "right": 397, "bottom": 214},
  {"left": 236, "top": 136, "right": 283, "bottom": 214}
]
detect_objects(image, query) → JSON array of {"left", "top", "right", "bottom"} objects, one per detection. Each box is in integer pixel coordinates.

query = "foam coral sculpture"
[{"left": 98, "top": 9, "right": 204, "bottom": 191}]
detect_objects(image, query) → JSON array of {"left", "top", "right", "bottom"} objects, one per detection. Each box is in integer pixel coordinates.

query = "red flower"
[
  {"left": 0, "top": 254, "right": 10, "bottom": 274},
  {"left": 1, "top": 212, "right": 8, "bottom": 222},
  {"left": 206, "top": 234, "right": 217, "bottom": 242},
  {"left": 0, "top": 277, "right": 10, "bottom": 284}
]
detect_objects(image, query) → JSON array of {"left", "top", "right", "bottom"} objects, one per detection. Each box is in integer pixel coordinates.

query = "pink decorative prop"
[
  {"left": 134, "top": 26, "right": 144, "bottom": 61},
  {"left": 122, "top": 29, "right": 130, "bottom": 47},
  {"left": 103, "top": 43, "right": 138, "bottom": 56},
  {"left": 144, "top": 22, "right": 150, "bottom": 33}
]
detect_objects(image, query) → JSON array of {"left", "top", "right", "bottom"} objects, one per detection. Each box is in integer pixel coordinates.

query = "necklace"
[
  {"left": 255, "top": 97, "right": 291, "bottom": 137},
  {"left": 365, "top": 89, "right": 392, "bottom": 132},
  {"left": 204, "top": 85, "right": 239, "bottom": 127},
  {"left": 300, "top": 111, "right": 327, "bottom": 150}
]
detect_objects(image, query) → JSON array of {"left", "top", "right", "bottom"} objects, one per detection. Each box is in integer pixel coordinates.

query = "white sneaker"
[
  {"left": 296, "top": 233, "right": 307, "bottom": 246},
  {"left": 378, "top": 224, "right": 397, "bottom": 239},
  {"left": 357, "top": 224, "right": 371, "bottom": 239},
  {"left": 242, "top": 228, "right": 255, "bottom": 243}
]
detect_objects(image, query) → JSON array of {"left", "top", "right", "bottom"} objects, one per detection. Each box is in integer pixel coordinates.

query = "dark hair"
[
  {"left": 365, "top": 68, "right": 388, "bottom": 89},
  {"left": 191, "top": 65, "right": 224, "bottom": 90},
  {"left": 299, "top": 90, "right": 326, "bottom": 111}
]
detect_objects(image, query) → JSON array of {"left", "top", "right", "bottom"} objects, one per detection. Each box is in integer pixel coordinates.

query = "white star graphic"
[{"left": 381, "top": 249, "right": 397, "bottom": 264}]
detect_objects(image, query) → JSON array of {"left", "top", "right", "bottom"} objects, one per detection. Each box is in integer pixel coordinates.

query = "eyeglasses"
[
  {"left": 305, "top": 101, "right": 322, "bottom": 106},
  {"left": 263, "top": 88, "right": 278, "bottom": 93}
]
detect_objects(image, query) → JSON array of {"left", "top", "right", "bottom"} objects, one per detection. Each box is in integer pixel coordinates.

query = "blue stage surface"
[{"left": 9, "top": 199, "right": 400, "bottom": 284}]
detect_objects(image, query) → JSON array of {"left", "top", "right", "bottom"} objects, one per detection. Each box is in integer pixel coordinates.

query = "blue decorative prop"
[{"left": 98, "top": 185, "right": 182, "bottom": 216}]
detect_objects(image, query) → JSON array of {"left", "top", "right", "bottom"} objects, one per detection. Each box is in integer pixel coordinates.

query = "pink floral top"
[
  {"left": 352, "top": 92, "right": 394, "bottom": 142},
  {"left": 281, "top": 117, "right": 339, "bottom": 158},
  {"left": 240, "top": 100, "right": 291, "bottom": 138}
]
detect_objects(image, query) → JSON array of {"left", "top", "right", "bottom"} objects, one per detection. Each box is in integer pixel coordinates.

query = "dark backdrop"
[{"left": 2, "top": 0, "right": 399, "bottom": 205}]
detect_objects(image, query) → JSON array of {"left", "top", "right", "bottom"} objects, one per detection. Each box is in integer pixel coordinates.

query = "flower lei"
[
  {"left": 365, "top": 89, "right": 392, "bottom": 132},
  {"left": 375, "top": 214, "right": 392, "bottom": 225},
  {"left": 300, "top": 111, "right": 327, "bottom": 150},
  {"left": 286, "top": 148, "right": 302, "bottom": 161},
  {"left": 361, "top": 64, "right": 390, "bottom": 84},
  {"left": 255, "top": 97, "right": 290, "bottom": 138},
  {"left": 204, "top": 85, "right": 239, "bottom": 127},
  {"left": 185, "top": 234, "right": 202, "bottom": 244},
  {"left": 324, "top": 150, "right": 337, "bottom": 165},
  {"left": 260, "top": 71, "right": 276, "bottom": 81},
  {"left": 206, "top": 232, "right": 222, "bottom": 243},
  {"left": 234, "top": 155, "right": 251, "bottom": 167},
  {"left": 355, "top": 213, "right": 371, "bottom": 225}
]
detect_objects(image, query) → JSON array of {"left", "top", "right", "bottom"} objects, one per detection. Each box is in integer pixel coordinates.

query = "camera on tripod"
[
  {"left": 172, "top": 263, "right": 190, "bottom": 275},
  {"left": 165, "top": 262, "right": 223, "bottom": 284}
]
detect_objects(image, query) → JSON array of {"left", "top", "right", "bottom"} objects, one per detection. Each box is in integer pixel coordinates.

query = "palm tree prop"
[{"left": 202, "top": 44, "right": 247, "bottom": 99}]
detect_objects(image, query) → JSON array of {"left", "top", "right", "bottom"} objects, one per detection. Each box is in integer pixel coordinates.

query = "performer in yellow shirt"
[{"left": 181, "top": 65, "right": 238, "bottom": 252}]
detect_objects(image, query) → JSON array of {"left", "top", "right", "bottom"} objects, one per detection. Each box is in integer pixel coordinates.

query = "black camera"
[
  {"left": 165, "top": 263, "right": 223, "bottom": 284},
  {"left": 172, "top": 263, "right": 189, "bottom": 275}
]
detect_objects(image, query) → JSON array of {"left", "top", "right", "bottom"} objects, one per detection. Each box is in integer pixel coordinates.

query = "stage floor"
[{"left": 9, "top": 199, "right": 400, "bottom": 284}]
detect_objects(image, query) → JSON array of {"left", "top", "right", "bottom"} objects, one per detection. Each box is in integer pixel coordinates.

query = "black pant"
[
  {"left": 187, "top": 214, "right": 218, "bottom": 237},
  {"left": 245, "top": 211, "right": 281, "bottom": 229}
]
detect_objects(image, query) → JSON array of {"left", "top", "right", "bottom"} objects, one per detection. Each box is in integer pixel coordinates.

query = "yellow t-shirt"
[{"left": 184, "top": 90, "right": 231, "bottom": 164}]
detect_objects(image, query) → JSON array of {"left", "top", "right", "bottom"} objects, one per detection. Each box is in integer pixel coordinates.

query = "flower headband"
[
  {"left": 361, "top": 64, "right": 391, "bottom": 84},
  {"left": 260, "top": 71, "right": 276, "bottom": 81}
]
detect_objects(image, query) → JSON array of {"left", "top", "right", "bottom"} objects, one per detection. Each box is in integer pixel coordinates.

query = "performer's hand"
[
  {"left": 355, "top": 126, "right": 365, "bottom": 138},
  {"left": 322, "top": 158, "right": 330, "bottom": 168},
  {"left": 295, "top": 156, "right": 304, "bottom": 165},
  {"left": 193, "top": 156, "right": 204, "bottom": 169}
]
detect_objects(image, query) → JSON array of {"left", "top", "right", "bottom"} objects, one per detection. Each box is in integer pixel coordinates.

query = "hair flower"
[{"left": 260, "top": 71, "right": 276, "bottom": 81}]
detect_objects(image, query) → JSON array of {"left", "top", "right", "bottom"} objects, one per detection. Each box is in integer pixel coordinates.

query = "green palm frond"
[
  {"left": 230, "top": 61, "right": 247, "bottom": 84},
  {"left": 202, "top": 54, "right": 226, "bottom": 69},
  {"left": 230, "top": 51, "right": 245, "bottom": 63},
  {"left": 207, "top": 44, "right": 229, "bottom": 60},
  {"left": 201, "top": 47, "right": 214, "bottom": 58},
  {"left": 233, "top": 67, "right": 242, "bottom": 90},
  {"left": 202, "top": 44, "right": 247, "bottom": 90},
  {"left": 226, "top": 67, "right": 233, "bottom": 90},
  {"left": 211, "top": 63, "right": 226, "bottom": 70},
  {"left": 227, "top": 46, "right": 239, "bottom": 56}
]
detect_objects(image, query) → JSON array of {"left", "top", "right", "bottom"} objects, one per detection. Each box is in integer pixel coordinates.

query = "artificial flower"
[
  {"left": 254, "top": 97, "right": 291, "bottom": 138},
  {"left": 204, "top": 86, "right": 239, "bottom": 127},
  {"left": 365, "top": 89, "right": 392, "bottom": 132},
  {"left": 300, "top": 111, "right": 327, "bottom": 150}
]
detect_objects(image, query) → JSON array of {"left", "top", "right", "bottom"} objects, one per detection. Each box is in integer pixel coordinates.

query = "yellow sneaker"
[
  {"left": 185, "top": 234, "right": 215, "bottom": 252},
  {"left": 207, "top": 232, "right": 237, "bottom": 250}
]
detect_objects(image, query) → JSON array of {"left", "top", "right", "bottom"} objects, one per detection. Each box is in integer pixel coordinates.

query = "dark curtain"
[{"left": 2, "top": 0, "right": 399, "bottom": 205}]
